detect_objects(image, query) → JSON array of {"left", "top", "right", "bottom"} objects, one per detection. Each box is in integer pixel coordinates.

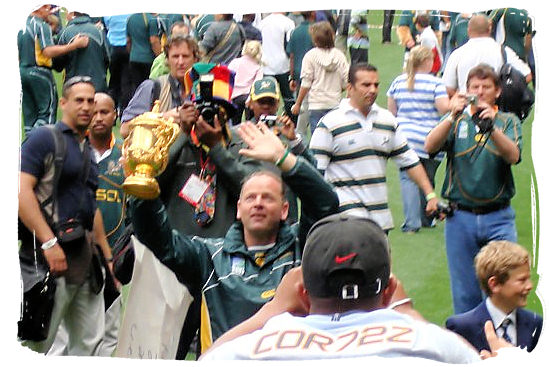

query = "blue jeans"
[
  {"left": 445, "top": 205, "right": 517, "bottom": 314},
  {"left": 399, "top": 158, "right": 440, "bottom": 231},
  {"left": 309, "top": 109, "right": 331, "bottom": 134}
]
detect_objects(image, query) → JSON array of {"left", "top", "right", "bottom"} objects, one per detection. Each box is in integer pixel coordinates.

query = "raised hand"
[
  {"left": 480, "top": 320, "right": 515, "bottom": 359},
  {"left": 237, "top": 122, "right": 286, "bottom": 163}
]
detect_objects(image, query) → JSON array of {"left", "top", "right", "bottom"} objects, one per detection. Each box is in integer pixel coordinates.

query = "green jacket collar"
[{"left": 223, "top": 221, "right": 297, "bottom": 265}]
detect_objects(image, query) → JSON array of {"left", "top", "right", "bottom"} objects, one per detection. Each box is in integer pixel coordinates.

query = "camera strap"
[
  {"left": 74, "top": 139, "right": 91, "bottom": 217},
  {"left": 39, "top": 124, "right": 66, "bottom": 226}
]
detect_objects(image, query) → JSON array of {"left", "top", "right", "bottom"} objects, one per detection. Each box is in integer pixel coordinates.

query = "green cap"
[{"left": 250, "top": 77, "right": 280, "bottom": 101}]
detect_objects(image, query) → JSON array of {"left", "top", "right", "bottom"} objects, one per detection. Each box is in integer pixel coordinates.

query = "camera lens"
[{"left": 201, "top": 106, "right": 215, "bottom": 124}]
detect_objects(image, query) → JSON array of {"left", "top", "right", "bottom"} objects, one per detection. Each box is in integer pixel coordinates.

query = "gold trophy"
[{"left": 122, "top": 101, "right": 180, "bottom": 199}]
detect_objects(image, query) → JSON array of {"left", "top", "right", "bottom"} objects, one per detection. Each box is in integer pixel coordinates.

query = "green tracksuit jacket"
[{"left": 130, "top": 156, "right": 339, "bottom": 351}]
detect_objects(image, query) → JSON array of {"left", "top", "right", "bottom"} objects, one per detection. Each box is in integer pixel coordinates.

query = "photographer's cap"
[
  {"left": 302, "top": 213, "right": 390, "bottom": 300},
  {"left": 250, "top": 77, "right": 280, "bottom": 101}
]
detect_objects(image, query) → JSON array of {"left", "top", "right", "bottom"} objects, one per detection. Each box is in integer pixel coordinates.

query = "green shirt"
[
  {"left": 126, "top": 13, "right": 159, "bottom": 63},
  {"left": 489, "top": 8, "right": 532, "bottom": 60},
  {"left": 194, "top": 14, "right": 214, "bottom": 41},
  {"left": 18, "top": 15, "right": 55, "bottom": 68},
  {"left": 95, "top": 138, "right": 126, "bottom": 248},
  {"left": 285, "top": 21, "right": 314, "bottom": 80},
  {"left": 130, "top": 157, "right": 339, "bottom": 349},
  {"left": 163, "top": 13, "right": 185, "bottom": 33},
  {"left": 57, "top": 15, "right": 110, "bottom": 92},
  {"left": 448, "top": 14, "right": 470, "bottom": 50},
  {"left": 440, "top": 111, "right": 522, "bottom": 207},
  {"left": 149, "top": 52, "right": 170, "bottom": 79}
]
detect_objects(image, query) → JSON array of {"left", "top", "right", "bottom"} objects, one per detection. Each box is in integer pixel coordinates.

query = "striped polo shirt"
[
  {"left": 387, "top": 73, "right": 448, "bottom": 160},
  {"left": 310, "top": 99, "right": 420, "bottom": 230}
]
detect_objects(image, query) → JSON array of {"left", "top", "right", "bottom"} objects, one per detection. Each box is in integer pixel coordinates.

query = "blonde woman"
[
  {"left": 387, "top": 45, "right": 450, "bottom": 233},
  {"left": 228, "top": 40, "right": 263, "bottom": 124}
]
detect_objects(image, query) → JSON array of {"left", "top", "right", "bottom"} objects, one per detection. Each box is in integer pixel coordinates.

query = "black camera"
[
  {"left": 466, "top": 94, "right": 478, "bottom": 105},
  {"left": 430, "top": 201, "right": 454, "bottom": 219},
  {"left": 471, "top": 110, "right": 494, "bottom": 134},
  {"left": 196, "top": 74, "right": 220, "bottom": 127},
  {"left": 258, "top": 114, "right": 280, "bottom": 129},
  {"left": 437, "top": 201, "right": 454, "bottom": 217}
]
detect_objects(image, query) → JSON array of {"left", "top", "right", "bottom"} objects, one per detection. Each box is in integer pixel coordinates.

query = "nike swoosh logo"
[{"left": 334, "top": 253, "right": 357, "bottom": 264}]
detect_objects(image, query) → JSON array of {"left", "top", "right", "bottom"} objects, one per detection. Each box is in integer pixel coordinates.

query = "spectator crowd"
[{"left": 17, "top": 6, "right": 541, "bottom": 363}]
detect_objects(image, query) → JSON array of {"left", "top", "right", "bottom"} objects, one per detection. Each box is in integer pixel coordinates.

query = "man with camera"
[
  {"left": 247, "top": 76, "right": 315, "bottom": 227},
  {"left": 120, "top": 40, "right": 263, "bottom": 357},
  {"left": 425, "top": 63, "right": 522, "bottom": 315},
  {"left": 120, "top": 33, "right": 200, "bottom": 138},
  {"left": 18, "top": 76, "right": 112, "bottom": 355}
]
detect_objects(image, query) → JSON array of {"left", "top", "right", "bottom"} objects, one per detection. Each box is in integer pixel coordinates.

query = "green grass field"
[{"left": 46, "top": 9, "right": 541, "bottom": 341}]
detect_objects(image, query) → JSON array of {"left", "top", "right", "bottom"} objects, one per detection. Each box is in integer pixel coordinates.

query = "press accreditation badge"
[
  {"left": 179, "top": 174, "right": 210, "bottom": 207},
  {"left": 231, "top": 256, "right": 245, "bottom": 276},
  {"left": 458, "top": 122, "right": 468, "bottom": 139}
]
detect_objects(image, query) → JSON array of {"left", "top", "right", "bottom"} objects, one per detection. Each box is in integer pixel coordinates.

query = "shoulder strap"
[
  {"left": 40, "top": 125, "right": 66, "bottom": 222},
  {"left": 203, "top": 22, "right": 238, "bottom": 62},
  {"left": 79, "top": 140, "right": 91, "bottom": 185},
  {"left": 151, "top": 77, "right": 162, "bottom": 105},
  {"left": 142, "top": 13, "right": 149, "bottom": 27},
  {"left": 67, "top": 139, "right": 92, "bottom": 220},
  {"left": 501, "top": 44, "right": 507, "bottom": 64}
]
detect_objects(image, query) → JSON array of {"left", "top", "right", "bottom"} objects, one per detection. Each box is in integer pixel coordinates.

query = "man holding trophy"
[
  {"left": 118, "top": 33, "right": 264, "bottom": 358},
  {"left": 123, "top": 114, "right": 339, "bottom": 354}
]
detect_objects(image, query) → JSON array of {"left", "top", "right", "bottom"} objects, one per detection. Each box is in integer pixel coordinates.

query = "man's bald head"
[
  {"left": 468, "top": 14, "right": 491, "bottom": 38},
  {"left": 90, "top": 92, "right": 117, "bottom": 139},
  {"left": 94, "top": 92, "right": 115, "bottom": 109}
]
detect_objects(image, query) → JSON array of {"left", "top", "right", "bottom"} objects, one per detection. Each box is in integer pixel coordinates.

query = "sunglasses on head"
[{"left": 63, "top": 75, "right": 93, "bottom": 89}]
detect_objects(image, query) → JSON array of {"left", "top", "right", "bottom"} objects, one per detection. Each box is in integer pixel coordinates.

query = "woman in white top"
[
  {"left": 387, "top": 45, "right": 450, "bottom": 233},
  {"left": 291, "top": 21, "right": 348, "bottom": 135}
]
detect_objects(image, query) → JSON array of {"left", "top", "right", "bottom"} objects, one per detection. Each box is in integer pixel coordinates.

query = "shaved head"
[
  {"left": 468, "top": 14, "right": 491, "bottom": 38},
  {"left": 94, "top": 92, "right": 115, "bottom": 109},
  {"left": 90, "top": 92, "right": 117, "bottom": 139}
]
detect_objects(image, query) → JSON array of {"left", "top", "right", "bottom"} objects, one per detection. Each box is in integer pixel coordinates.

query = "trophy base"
[{"left": 122, "top": 175, "right": 160, "bottom": 200}]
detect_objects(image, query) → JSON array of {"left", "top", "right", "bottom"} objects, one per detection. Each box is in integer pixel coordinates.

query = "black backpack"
[
  {"left": 496, "top": 46, "right": 534, "bottom": 121},
  {"left": 18, "top": 125, "right": 65, "bottom": 342}
]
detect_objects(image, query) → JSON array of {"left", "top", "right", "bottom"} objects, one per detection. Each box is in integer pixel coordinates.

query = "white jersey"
[
  {"left": 442, "top": 37, "right": 531, "bottom": 93},
  {"left": 201, "top": 309, "right": 481, "bottom": 363},
  {"left": 309, "top": 99, "right": 420, "bottom": 230},
  {"left": 258, "top": 13, "right": 295, "bottom": 75}
]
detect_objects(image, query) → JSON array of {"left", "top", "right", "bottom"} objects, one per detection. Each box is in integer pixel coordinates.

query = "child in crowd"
[
  {"left": 228, "top": 40, "right": 263, "bottom": 124},
  {"left": 445, "top": 241, "right": 542, "bottom": 352},
  {"left": 347, "top": 9, "right": 369, "bottom": 64}
]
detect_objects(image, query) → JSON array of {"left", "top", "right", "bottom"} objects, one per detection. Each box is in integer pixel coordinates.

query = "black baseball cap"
[{"left": 302, "top": 213, "right": 390, "bottom": 300}]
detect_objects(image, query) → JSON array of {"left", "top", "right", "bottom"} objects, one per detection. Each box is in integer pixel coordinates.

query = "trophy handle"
[{"left": 167, "top": 121, "right": 181, "bottom": 146}]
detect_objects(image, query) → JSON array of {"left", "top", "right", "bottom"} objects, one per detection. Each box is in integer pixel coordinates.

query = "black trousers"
[
  {"left": 349, "top": 47, "right": 369, "bottom": 65},
  {"left": 128, "top": 61, "right": 152, "bottom": 102},
  {"left": 231, "top": 94, "right": 253, "bottom": 125},
  {"left": 383, "top": 10, "right": 395, "bottom": 43},
  {"left": 108, "top": 46, "right": 131, "bottom": 112}
]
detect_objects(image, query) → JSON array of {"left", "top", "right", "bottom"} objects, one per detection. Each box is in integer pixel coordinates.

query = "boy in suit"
[{"left": 445, "top": 241, "right": 542, "bottom": 352}]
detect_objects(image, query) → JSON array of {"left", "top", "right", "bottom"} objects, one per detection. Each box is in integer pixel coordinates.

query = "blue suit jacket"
[{"left": 445, "top": 301, "right": 543, "bottom": 352}]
